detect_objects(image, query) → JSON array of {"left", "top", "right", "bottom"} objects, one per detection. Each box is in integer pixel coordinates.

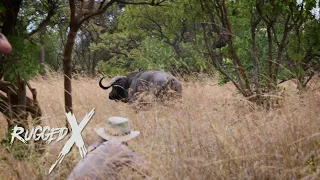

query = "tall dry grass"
[{"left": 0, "top": 73, "right": 319, "bottom": 179}]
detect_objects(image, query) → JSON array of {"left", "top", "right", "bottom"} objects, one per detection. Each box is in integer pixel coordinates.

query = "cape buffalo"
[{"left": 99, "top": 70, "right": 182, "bottom": 103}]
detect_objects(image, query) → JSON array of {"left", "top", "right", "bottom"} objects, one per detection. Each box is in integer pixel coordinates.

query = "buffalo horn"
[{"left": 100, "top": 76, "right": 126, "bottom": 89}]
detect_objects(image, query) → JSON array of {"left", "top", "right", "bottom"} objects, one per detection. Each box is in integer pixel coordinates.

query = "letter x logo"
[{"left": 49, "top": 108, "right": 95, "bottom": 174}]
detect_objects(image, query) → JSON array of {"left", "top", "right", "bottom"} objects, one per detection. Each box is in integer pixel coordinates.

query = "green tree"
[
  {"left": 0, "top": 0, "right": 59, "bottom": 129},
  {"left": 200, "top": 0, "right": 320, "bottom": 106},
  {"left": 117, "top": 0, "right": 211, "bottom": 75}
]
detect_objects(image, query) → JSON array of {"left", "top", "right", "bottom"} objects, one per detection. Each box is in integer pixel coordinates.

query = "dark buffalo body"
[{"left": 99, "top": 70, "right": 182, "bottom": 103}]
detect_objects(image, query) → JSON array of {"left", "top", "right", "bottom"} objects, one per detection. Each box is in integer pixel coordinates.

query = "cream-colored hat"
[{"left": 95, "top": 116, "right": 140, "bottom": 142}]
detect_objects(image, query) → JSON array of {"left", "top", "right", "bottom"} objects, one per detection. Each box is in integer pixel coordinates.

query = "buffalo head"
[{"left": 99, "top": 76, "right": 129, "bottom": 103}]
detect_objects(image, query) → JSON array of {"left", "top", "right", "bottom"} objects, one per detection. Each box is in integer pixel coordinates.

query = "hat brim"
[{"left": 95, "top": 128, "right": 140, "bottom": 142}]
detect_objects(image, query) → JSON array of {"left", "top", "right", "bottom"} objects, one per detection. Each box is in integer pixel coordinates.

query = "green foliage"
[
  {"left": 0, "top": 1, "right": 5, "bottom": 13},
  {"left": 180, "top": 42, "right": 209, "bottom": 73},
  {"left": 43, "top": 31, "right": 63, "bottom": 70},
  {"left": 285, "top": 18, "right": 320, "bottom": 83},
  {"left": 218, "top": 73, "right": 230, "bottom": 86},
  {"left": 97, "top": 61, "right": 127, "bottom": 77},
  {"left": 3, "top": 36, "right": 41, "bottom": 82},
  {"left": 104, "top": 0, "right": 213, "bottom": 76},
  {"left": 304, "top": 19, "right": 320, "bottom": 48},
  {"left": 94, "top": 33, "right": 212, "bottom": 76},
  {"left": 1, "top": 126, "right": 29, "bottom": 160},
  {"left": 91, "top": 32, "right": 142, "bottom": 76},
  {"left": 91, "top": 32, "right": 141, "bottom": 60},
  {"left": 304, "top": 154, "right": 317, "bottom": 174},
  {"left": 129, "top": 37, "right": 178, "bottom": 71}
]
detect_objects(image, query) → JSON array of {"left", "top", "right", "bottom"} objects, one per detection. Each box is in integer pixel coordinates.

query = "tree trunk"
[
  {"left": 17, "top": 75, "right": 28, "bottom": 127},
  {"left": 2, "top": 0, "right": 22, "bottom": 36},
  {"left": 63, "top": 25, "right": 79, "bottom": 114},
  {"left": 91, "top": 52, "right": 98, "bottom": 77},
  {"left": 251, "top": 15, "right": 262, "bottom": 104},
  {"left": 221, "top": 0, "right": 251, "bottom": 96},
  {"left": 274, "top": 15, "right": 291, "bottom": 83},
  {"left": 39, "top": 32, "right": 47, "bottom": 75},
  {"left": 2, "top": 0, "right": 21, "bottom": 125},
  {"left": 267, "top": 25, "right": 274, "bottom": 89},
  {"left": 201, "top": 23, "right": 246, "bottom": 96}
]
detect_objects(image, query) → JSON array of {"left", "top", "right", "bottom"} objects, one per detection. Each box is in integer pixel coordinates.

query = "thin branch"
[
  {"left": 274, "top": 14, "right": 292, "bottom": 80},
  {"left": 80, "top": 0, "right": 84, "bottom": 11},
  {"left": 270, "top": 24, "right": 280, "bottom": 46},
  {"left": 26, "top": 82, "right": 38, "bottom": 103},
  {"left": 79, "top": 0, "right": 117, "bottom": 25},
  {"left": 147, "top": 17, "right": 167, "bottom": 40},
  {"left": 251, "top": 5, "right": 262, "bottom": 96},
  {"left": 80, "top": 0, "right": 167, "bottom": 25},
  {"left": 256, "top": 0, "right": 279, "bottom": 46},
  {"left": 0, "top": 80, "right": 13, "bottom": 87},
  {"left": 221, "top": 0, "right": 251, "bottom": 94},
  {"left": 201, "top": 23, "right": 245, "bottom": 95},
  {"left": 27, "top": 2, "right": 57, "bottom": 38},
  {"left": 116, "top": 0, "right": 166, "bottom": 6},
  {"left": 199, "top": 0, "right": 221, "bottom": 33},
  {"left": 303, "top": 73, "right": 315, "bottom": 87},
  {"left": 69, "top": 0, "right": 76, "bottom": 20},
  {"left": 99, "top": 0, "right": 107, "bottom": 9},
  {"left": 87, "top": 0, "right": 95, "bottom": 10}
]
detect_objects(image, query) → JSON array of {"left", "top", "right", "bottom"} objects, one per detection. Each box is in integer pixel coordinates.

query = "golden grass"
[{"left": 0, "top": 73, "right": 319, "bottom": 179}]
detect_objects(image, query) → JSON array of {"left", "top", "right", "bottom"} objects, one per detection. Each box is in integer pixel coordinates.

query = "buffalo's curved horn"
[{"left": 99, "top": 76, "right": 126, "bottom": 89}]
